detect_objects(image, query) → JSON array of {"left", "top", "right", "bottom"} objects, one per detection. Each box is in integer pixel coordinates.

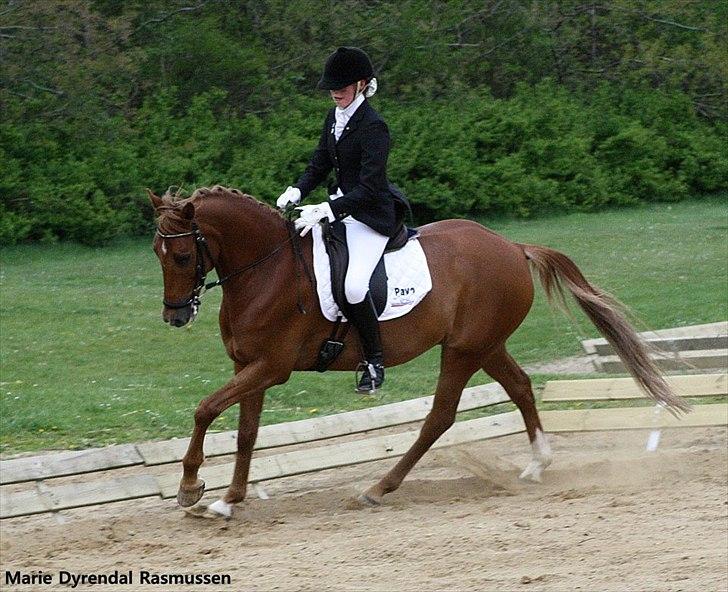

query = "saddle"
[
  {"left": 314, "top": 220, "right": 419, "bottom": 372},
  {"left": 311, "top": 221, "right": 432, "bottom": 372},
  {"left": 322, "top": 220, "right": 418, "bottom": 317}
]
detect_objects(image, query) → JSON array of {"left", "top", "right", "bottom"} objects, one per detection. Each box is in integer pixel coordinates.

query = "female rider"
[{"left": 277, "top": 46, "right": 409, "bottom": 392}]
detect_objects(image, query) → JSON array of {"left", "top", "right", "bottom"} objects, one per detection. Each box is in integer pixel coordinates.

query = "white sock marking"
[
  {"left": 519, "top": 429, "right": 552, "bottom": 482},
  {"left": 208, "top": 499, "right": 232, "bottom": 518},
  {"left": 646, "top": 430, "right": 662, "bottom": 452},
  {"left": 646, "top": 404, "right": 663, "bottom": 452}
]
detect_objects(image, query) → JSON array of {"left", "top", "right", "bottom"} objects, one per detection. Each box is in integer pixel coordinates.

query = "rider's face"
[{"left": 330, "top": 80, "right": 364, "bottom": 109}]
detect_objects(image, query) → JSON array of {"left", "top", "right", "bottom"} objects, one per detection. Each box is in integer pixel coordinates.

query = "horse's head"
[{"left": 148, "top": 189, "right": 214, "bottom": 327}]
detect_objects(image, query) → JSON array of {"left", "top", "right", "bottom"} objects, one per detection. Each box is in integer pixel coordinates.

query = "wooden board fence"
[
  {"left": 581, "top": 321, "right": 727, "bottom": 355},
  {"left": 595, "top": 349, "right": 727, "bottom": 373},
  {"left": 3, "top": 376, "right": 727, "bottom": 519},
  {"left": 1, "top": 413, "right": 524, "bottom": 517},
  {"left": 0, "top": 383, "right": 510, "bottom": 485},
  {"left": 541, "top": 403, "right": 727, "bottom": 432},
  {"left": 590, "top": 335, "right": 728, "bottom": 356},
  {"left": 156, "top": 412, "right": 526, "bottom": 498},
  {"left": 137, "top": 383, "right": 510, "bottom": 466},
  {"left": 542, "top": 373, "right": 727, "bottom": 402}
]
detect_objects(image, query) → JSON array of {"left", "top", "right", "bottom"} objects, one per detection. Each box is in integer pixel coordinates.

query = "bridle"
[
  {"left": 155, "top": 222, "right": 215, "bottom": 313},
  {"left": 155, "top": 216, "right": 311, "bottom": 316}
]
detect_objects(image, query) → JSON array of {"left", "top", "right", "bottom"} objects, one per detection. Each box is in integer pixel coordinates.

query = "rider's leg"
[
  {"left": 342, "top": 217, "right": 389, "bottom": 392},
  {"left": 347, "top": 293, "right": 385, "bottom": 391}
]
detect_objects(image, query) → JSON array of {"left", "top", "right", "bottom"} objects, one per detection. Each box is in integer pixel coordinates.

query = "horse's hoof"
[
  {"left": 344, "top": 490, "right": 382, "bottom": 510},
  {"left": 177, "top": 480, "right": 205, "bottom": 507},
  {"left": 357, "top": 492, "right": 382, "bottom": 507},
  {"left": 518, "top": 466, "right": 543, "bottom": 484}
]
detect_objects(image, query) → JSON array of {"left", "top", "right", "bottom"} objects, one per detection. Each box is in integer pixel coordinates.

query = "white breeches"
[{"left": 343, "top": 216, "right": 389, "bottom": 304}]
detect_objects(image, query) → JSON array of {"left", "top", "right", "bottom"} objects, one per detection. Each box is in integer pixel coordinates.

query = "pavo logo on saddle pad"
[{"left": 392, "top": 286, "right": 417, "bottom": 304}]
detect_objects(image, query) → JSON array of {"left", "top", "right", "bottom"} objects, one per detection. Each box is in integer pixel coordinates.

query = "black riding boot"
[{"left": 345, "top": 293, "right": 385, "bottom": 393}]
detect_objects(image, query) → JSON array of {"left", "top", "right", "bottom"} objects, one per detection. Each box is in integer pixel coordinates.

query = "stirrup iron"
[{"left": 356, "top": 361, "right": 384, "bottom": 394}]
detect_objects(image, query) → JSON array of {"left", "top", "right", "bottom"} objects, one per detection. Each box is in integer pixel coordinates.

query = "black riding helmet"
[{"left": 317, "top": 47, "right": 374, "bottom": 90}]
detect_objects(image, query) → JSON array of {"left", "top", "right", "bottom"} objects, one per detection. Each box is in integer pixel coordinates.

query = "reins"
[
  {"left": 206, "top": 235, "right": 293, "bottom": 291},
  {"left": 156, "top": 207, "right": 312, "bottom": 314}
]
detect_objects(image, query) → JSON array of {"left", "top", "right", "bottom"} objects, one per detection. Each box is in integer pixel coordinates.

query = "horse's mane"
[{"left": 155, "top": 185, "right": 283, "bottom": 231}]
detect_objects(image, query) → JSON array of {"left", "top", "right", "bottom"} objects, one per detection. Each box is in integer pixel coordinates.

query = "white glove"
[
  {"left": 276, "top": 186, "right": 301, "bottom": 209},
  {"left": 294, "top": 202, "right": 335, "bottom": 236}
]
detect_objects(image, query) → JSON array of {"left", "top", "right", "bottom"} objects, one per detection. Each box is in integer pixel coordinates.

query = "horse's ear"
[
  {"left": 181, "top": 202, "right": 195, "bottom": 220},
  {"left": 147, "top": 188, "right": 164, "bottom": 211}
]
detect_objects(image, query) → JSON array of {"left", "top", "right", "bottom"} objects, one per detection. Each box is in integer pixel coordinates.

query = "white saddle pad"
[{"left": 311, "top": 224, "right": 432, "bottom": 322}]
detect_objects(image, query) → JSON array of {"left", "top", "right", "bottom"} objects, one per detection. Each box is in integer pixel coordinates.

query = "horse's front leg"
[
  {"left": 177, "top": 387, "right": 239, "bottom": 507},
  {"left": 205, "top": 386, "right": 266, "bottom": 518},
  {"left": 177, "top": 361, "right": 282, "bottom": 508}
]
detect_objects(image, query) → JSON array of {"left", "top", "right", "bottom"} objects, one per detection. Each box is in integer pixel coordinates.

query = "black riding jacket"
[{"left": 294, "top": 100, "right": 410, "bottom": 238}]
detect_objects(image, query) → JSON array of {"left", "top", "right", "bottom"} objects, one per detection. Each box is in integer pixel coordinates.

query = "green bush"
[
  {"left": 380, "top": 81, "right": 726, "bottom": 221},
  {"left": 1, "top": 81, "right": 726, "bottom": 246},
  {"left": 0, "top": 205, "right": 32, "bottom": 246}
]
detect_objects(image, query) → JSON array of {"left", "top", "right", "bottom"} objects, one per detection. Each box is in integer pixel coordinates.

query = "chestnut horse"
[{"left": 148, "top": 186, "right": 688, "bottom": 517}]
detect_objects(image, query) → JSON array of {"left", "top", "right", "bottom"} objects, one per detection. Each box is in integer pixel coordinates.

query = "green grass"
[{"left": 1, "top": 197, "right": 726, "bottom": 454}]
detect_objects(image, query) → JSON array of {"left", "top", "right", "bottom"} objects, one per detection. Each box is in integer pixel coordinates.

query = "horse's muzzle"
[{"left": 162, "top": 305, "right": 195, "bottom": 327}]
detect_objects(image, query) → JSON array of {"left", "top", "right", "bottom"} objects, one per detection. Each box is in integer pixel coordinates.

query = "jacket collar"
[{"left": 335, "top": 99, "right": 368, "bottom": 144}]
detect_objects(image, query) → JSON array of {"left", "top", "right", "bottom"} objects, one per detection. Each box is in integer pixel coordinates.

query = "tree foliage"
[{"left": 1, "top": 0, "right": 726, "bottom": 244}]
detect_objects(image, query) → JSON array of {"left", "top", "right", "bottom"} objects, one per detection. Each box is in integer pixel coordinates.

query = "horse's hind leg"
[
  {"left": 482, "top": 346, "right": 552, "bottom": 482},
  {"left": 359, "top": 347, "right": 481, "bottom": 506}
]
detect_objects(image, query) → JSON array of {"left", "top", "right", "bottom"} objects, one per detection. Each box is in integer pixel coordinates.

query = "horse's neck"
[{"left": 198, "top": 196, "right": 289, "bottom": 276}]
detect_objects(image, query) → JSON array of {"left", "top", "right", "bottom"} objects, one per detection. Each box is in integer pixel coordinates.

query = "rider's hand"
[
  {"left": 294, "top": 202, "right": 335, "bottom": 236},
  {"left": 276, "top": 186, "right": 301, "bottom": 209}
]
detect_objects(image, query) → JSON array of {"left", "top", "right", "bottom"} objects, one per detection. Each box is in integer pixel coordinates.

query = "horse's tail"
[{"left": 519, "top": 243, "right": 690, "bottom": 415}]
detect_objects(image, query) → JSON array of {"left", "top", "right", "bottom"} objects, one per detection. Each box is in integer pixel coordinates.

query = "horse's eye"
[{"left": 173, "top": 253, "right": 192, "bottom": 266}]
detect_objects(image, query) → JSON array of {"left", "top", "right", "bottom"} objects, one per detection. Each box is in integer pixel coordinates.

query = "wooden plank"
[
  {"left": 139, "top": 383, "right": 511, "bottom": 466},
  {"left": 42, "top": 475, "right": 160, "bottom": 511},
  {"left": 542, "top": 374, "right": 728, "bottom": 402},
  {"left": 592, "top": 335, "right": 728, "bottom": 356},
  {"left": 0, "top": 475, "right": 161, "bottom": 519},
  {"left": 595, "top": 349, "right": 728, "bottom": 373},
  {"left": 582, "top": 321, "right": 727, "bottom": 354},
  {"left": 0, "top": 488, "right": 53, "bottom": 518},
  {"left": 541, "top": 403, "right": 728, "bottom": 433},
  {"left": 0, "top": 444, "right": 144, "bottom": 486},
  {"left": 639, "top": 321, "right": 727, "bottom": 338},
  {"left": 157, "top": 412, "right": 526, "bottom": 498}
]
